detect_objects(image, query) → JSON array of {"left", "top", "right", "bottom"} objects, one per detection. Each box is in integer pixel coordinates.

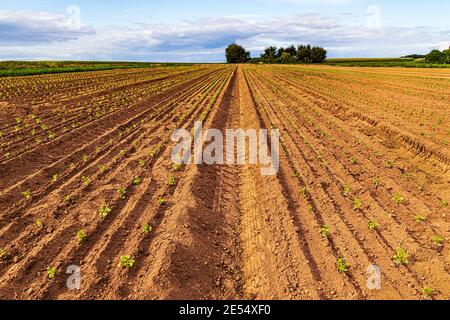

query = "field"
[
  {"left": 0, "top": 64, "right": 449, "bottom": 300},
  {"left": 0, "top": 61, "right": 193, "bottom": 77},
  {"left": 325, "top": 58, "right": 450, "bottom": 68}
]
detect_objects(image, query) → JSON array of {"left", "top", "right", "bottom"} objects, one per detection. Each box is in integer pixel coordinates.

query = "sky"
[{"left": 0, "top": 0, "right": 449, "bottom": 62}]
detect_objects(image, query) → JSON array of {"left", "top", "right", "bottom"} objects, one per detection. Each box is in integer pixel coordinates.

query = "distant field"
[
  {"left": 325, "top": 58, "right": 450, "bottom": 68},
  {"left": 0, "top": 61, "right": 193, "bottom": 77}
]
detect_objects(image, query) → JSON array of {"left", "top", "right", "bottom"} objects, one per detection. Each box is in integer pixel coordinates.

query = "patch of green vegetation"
[
  {"left": 393, "top": 247, "right": 409, "bottom": 265},
  {"left": 337, "top": 258, "right": 350, "bottom": 273},
  {"left": 0, "top": 61, "right": 193, "bottom": 77},
  {"left": 118, "top": 255, "right": 135, "bottom": 269}
]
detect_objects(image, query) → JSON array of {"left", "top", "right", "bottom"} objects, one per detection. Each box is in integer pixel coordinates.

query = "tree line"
[
  {"left": 225, "top": 43, "right": 327, "bottom": 64},
  {"left": 425, "top": 48, "right": 450, "bottom": 64}
]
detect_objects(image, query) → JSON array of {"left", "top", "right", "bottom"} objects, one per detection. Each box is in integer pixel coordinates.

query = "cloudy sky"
[{"left": 0, "top": 0, "right": 449, "bottom": 62}]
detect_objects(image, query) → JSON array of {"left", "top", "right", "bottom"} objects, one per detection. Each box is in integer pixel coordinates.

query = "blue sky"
[{"left": 1, "top": 0, "right": 449, "bottom": 61}]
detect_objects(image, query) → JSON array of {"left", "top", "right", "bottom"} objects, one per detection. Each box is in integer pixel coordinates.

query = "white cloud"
[
  {"left": 0, "top": 10, "right": 449, "bottom": 61},
  {"left": 0, "top": 10, "right": 93, "bottom": 44}
]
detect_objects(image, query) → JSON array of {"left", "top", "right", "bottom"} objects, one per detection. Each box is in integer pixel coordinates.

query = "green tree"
[
  {"left": 297, "top": 45, "right": 312, "bottom": 63},
  {"left": 426, "top": 50, "right": 445, "bottom": 64},
  {"left": 280, "top": 52, "right": 293, "bottom": 64},
  {"left": 225, "top": 43, "right": 251, "bottom": 63},
  {"left": 284, "top": 45, "right": 297, "bottom": 58},
  {"left": 311, "top": 46, "right": 327, "bottom": 63},
  {"left": 261, "top": 46, "right": 278, "bottom": 62}
]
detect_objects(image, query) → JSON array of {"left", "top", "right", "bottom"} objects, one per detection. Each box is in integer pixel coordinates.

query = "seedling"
[
  {"left": 432, "top": 235, "right": 444, "bottom": 247},
  {"left": 22, "top": 190, "right": 31, "bottom": 200},
  {"left": 82, "top": 155, "right": 89, "bottom": 162},
  {"left": 422, "top": 287, "right": 435, "bottom": 298},
  {"left": 353, "top": 198, "right": 362, "bottom": 210},
  {"left": 81, "top": 176, "right": 91, "bottom": 186},
  {"left": 138, "top": 159, "right": 146, "bottom": 167},
  {"left": 63, "top": 195, "right": 72, "bottom": 203},
  {"left": 95, "top": 146, "right": 101, "bottom": 154},
  {"left": 385, "top": 160, "right": 394, "bottom": 169},
  {"left": 142, "top": 224, "right": 153, "bottom": 234},
  {"left": 47, "top": 131, "right": 55, "bottom": 140},
  {"left": 47, "top": 267, "right": 57, "bottom": 279},
  {"left": 350, "top": 157, "right": 358, "bottom": 165},
  {"left": 372, "top": 178, "right": 381, "bottom": 188},
  {"left": 414, "top": 215, "right": 426, "bottom": 223},
  {"left": 118, "top": 255, "right": 135, "bottom": 269},
  {"left": 393, "top": 247, "right": 409, "bottom": 265},
  {"left": 99, "top": 204, "right": 111, "bottom": 219},
  {"left": 168, "top": 176, "right": 177, "bottom": 187},
  {"left": 132, "top": 176, "right": 141, "bottom": 186},
  {"left": 98, "top": 164, "right": 106, "bottom": 173},
  {"left": 368, "top": 220, "right": 379, "bottom": 231},
  {"left": 392, "top": 193, "right": 405, "bottom": 205},
  {"left": 35, "top": 219, "right": 44, "bottom": 228},
  {"left": 52, "top": 174, "right": 58, "bottom": 182},
  {"left": 441, "top": 200, "right": 449, "bottom": 207},
  {"left": 118, "top": 188, "right": 127, "bottom": 200},
  {"left": 158, "top": 197, "right": 168, "bottom": 206},
  {"left": 337, "top": 258, "right": 349, "bottom": 273},
  {"left": 76, "top": 229, "right": 87, "bottom": 243},
  {"left": 320, "top": 225, "right": 330, "bottom": 239},
  {"left": 299, "top": 186, "right": 307, "bottom": 197},
  {"left": 171, "top": 163, "right": 182, "bottom": 172},
  {"left": 342, "top": 186, "right": 351, "bottom": 197},
  {"left": 0, "top": 248, "right": 7, "bottom": 259}
]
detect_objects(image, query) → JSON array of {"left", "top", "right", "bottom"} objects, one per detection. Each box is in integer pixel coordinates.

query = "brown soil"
[{"left": 0, "top": 65, "right": 448, "bottom": 300}]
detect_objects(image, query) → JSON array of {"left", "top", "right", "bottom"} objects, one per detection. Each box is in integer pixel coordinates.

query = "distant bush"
[
  {"left": 225, "top": 43, "right": 251, "bottom": 63},
  {"left": 425, "top": 49, "right": 450, "bottom": 64},
  {"left": 259, "top": 44, "right": 327, "bottom": 64}
]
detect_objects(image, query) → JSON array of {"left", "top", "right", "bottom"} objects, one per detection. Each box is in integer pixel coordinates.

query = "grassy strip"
[
  {"left": 325, "top": 58, "right": 450, "bottom": 68},
  {"left": 0, "top": 61, "right": 194, "bottom": 77}
]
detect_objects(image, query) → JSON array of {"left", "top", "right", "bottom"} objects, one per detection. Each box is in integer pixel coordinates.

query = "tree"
[
  {"left": 296, "top": 45, "right": 327, "bottom": 63},
  {"left": 261, "top": 46, "right": 278, "bottom": 62},
  {"left": 277, "top": 47, "right": 285, "bottom": 59},
  {"left": 285, "top": 45, "right": 297, "bottom": 58},
  {"left": 297, "top": 45, "right": 312, "bottom": 63},
  {"left": 425, "top": 50, "right": 445, "bottom": 64},
  {"left": 225, "top": 43, "right": 250, "bottom": 63},
  {"left": 280, "top": 52, "right": 293, "bottom": 64},
  {"left": 311, "top": 46, "right": 327, "bottom": 63}
]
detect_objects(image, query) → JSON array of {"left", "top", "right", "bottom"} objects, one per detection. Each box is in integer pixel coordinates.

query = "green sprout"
[
  {"left": 337, "top": 258, "right": 350, "bottom": 273},
  {"left": 47, "top": 267, "right": 57, "bottom": 279},
  {"left": 158, "top": 197, "right": 168, "bottom": 206},
  {"left": 368, "top": 220, "right": 379, "bottom": 231},
  {"left": 414, "top": 215, "right": 426, "bottom": 223},
  {"left": 353, "top": 198, "right": 362, "bottom": 210},
  {"left": 142, "top": 224, "right": 153, "bottom": 234},
  {"left": 320, "top": 225, "right": 330, "bottom": 239},
  {"left": 81, "top": 176, "right": 91, "bottom": 186},
  {"left": 99, "top": 204, "right": 111, "bottom": 219},
  {"left": 118, "top": 255, "right": 135, "bottom": 269},
  {"left": 168, "top": 176, "right": 177, "bottom": 187},
  {"left": 422, "top": 287, "right": 435, "bottom": 298},
  {"left": 76, "top": 229, "right": 87, "bottom": 243},
  {"left": 22, "top": 190, "right": 31, "bottom": 200},
  {"left": 393, "top": 247, "right": 409, "bottom": 265},
  {"left": 132, "top": 176, "right": 141, "bottom": 186},
  {"left": 432, "top": 235, "right": 444, "bottom": 247},
  {"left": 392, "top": 193, "right": 405, "bottom": 205},
  {"left": 35, "top": 219, "right": 44, "bottom": 228},
  {"left": 118, "top": 188, "right": 127, "bottom": 200},
  {"left": 342, "top": 185, "right": 351, "bottom": 197}
]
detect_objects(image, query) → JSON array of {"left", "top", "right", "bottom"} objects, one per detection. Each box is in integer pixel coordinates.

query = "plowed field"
[{"left": 0, "top": 64, "right": 449, "bottom": 300}]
